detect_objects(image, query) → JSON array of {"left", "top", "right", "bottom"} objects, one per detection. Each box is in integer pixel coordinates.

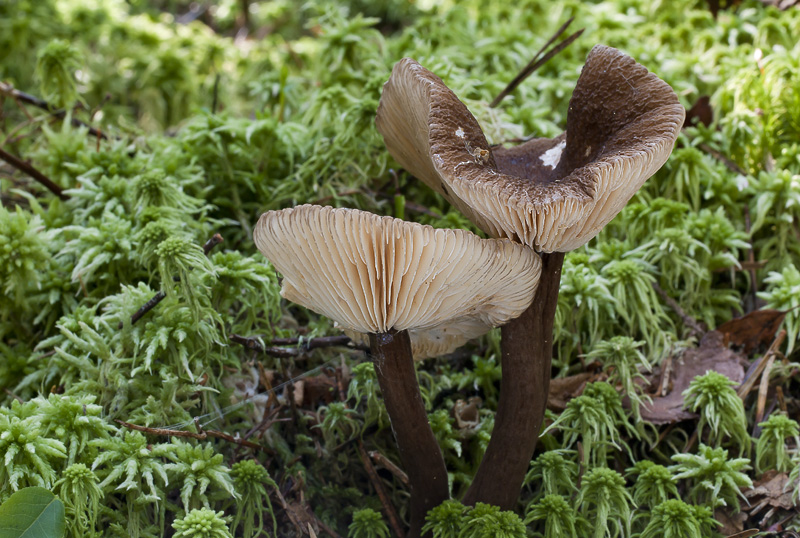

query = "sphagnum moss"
[{"left": 1, "top": 0, "right": 800, "bottom": 535}]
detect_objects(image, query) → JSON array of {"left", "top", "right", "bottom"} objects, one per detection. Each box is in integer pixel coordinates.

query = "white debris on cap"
[
  {"left": 254, "top": 205, "right": 542, "bottom": 358},
  {"left": 376, "top": 46, "right": 685, "bottom": 253}
]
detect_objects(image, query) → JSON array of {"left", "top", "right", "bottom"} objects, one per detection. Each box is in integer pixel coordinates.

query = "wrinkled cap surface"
[
  {"left": 254, "top": 205, "right": 542, "bottom": 358},
  {"left": 376, "top": 45, "right": 685, "bottom": 252}
]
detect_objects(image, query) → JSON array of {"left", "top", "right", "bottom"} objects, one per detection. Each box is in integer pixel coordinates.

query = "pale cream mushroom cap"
[
  {"left": 376, "top": 45, "right": 685, "bottom": 252},
  {"left": 254, "top": 205, "right": 542, "bottom": 358}
]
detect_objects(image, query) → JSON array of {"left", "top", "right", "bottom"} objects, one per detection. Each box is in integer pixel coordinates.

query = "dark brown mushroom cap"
[
  {"left": 254, "top": 205, "right": 542, "bottom": 358},
  {"left": 376, "top": 45, "right": 685, "bottom": 252}
]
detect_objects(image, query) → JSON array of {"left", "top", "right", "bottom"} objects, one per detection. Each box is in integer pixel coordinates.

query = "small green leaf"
[{"left": 0, "top": 487, "right": 65, "bottom": 538}]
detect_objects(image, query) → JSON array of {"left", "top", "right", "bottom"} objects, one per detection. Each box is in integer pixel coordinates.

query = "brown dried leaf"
[
  {"left": 453, "top": 397, "right": 482, "bottom": 430},
  {"left": 641, "top": 331, "right": 746, "bottom": 424},
  {"left": 547, "top": 372, "right": 594, "bottom": 411},
  {"left": 685, "top": 96, "right": 713, "bottom": 127},
  {"left": 295, "top": 373, "right": 338, "bottom": 408},
  {"left": 743, "top": 470, "right": 795, "bottom": 511},
  {"left": 715, "top": 508, "right": 747, "bottom": 535},
  {"left": 717, "top": 309, "right": 787, "bottom": 354}
]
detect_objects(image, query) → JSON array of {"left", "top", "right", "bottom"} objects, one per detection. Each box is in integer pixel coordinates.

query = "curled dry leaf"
[
  {"left": 453, "top": 396, "right": 482, "bottom": 430},
  {"left": 684, "top": 95, "right": 713, "bottom": 128},
  {"left": 744, "top": 470, "right": 795, "bottom": 512},
  {"left": 547, "top": 372, "right": 594, "bottom": 411},
  {"left": 641, "top": 331, "right": 747, "bottom": 424},
  {"left": 716, "top": 309, "right": 787, "bottom": 354}
]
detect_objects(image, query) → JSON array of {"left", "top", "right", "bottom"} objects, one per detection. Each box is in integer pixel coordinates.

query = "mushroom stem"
[
  {"left": 462, "top": 251, "right": 565, "bottom": 510},
  {"left": 369, "top": 330, "right": 450, "bottom": 537}
]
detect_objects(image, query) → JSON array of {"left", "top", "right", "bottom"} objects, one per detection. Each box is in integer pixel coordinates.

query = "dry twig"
[
  {"left": 116, "top": 418, "right": 270, "bottom": 452},
  {"left": 652, "top": 281, "right": 706, "bottom": 338},
  {"left": 118, "top": 233, "right": 223, "bottom": 329},
  {"left": 737, "top": 330, "right": 786, "bottom": 399},
  {"left": 490, "top": 19, "right": 584, "bottom": 107},
  {"left": 231, "top": 333, "right": 367, "bottom": 357},
  {"left": 0, "top": 81, "right": 109, "bottom": 140},
  {"left": 358, "top": 441, "right": 404, "bottom": 538},
  {"left": 0, "top": 147, "right": 68, "bottom": 200}
]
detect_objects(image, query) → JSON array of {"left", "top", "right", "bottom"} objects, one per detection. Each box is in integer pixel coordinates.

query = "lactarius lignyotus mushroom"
[
  {"left": 376, "top": 45, "right": 685, "bottom": 509},
  {"left": 253, "top": 204, "right": 542, "bottom": 535}
]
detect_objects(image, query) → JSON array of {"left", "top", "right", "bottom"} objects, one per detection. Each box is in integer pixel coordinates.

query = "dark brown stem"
[
  {"left": 369, "top": 330, "right": 449, "bottom": 538},
  {"left": 462, "top": 251, "right": 565, "bottom": 509}
]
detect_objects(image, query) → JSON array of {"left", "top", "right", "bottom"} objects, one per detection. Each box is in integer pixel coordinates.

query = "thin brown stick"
[
  {"left": 369, "top": 450, "right": 409, "bottom": 486},
  {"left": 310, "top": 513, "right": 344, "bottom": 538},
  {"left": 0, "top": 82, "right": 109, "bottom": 140},
  {"left": 202, "top": 233, "right": 224, "bottom": 255},
  {"left": 231, "top": 333, "right": 367, "bottom": 356},
  {"left": 118, "top": 233, "right": 224, "bottom": 329},
  {"left": 698, "top": 143, "right": 746, "bottom": 176},
  {"left": 744, "top": 205, "right": 758, "bottom": 308},
  {"left": 684, "top": 428, "right": 699, "bottom": 453},
  {"left": 737, "top": 330, "right": 786, "bottom": 399},
  {"left": 358, "top": 440, "right": 405, "bottom": 538},
  {"left": 124, "top": 291, "right": 167, "bottom": 329},
  {"left": 651, "top": 281, "right": 706, "bottom": 339},
  {"left": 277, "top": 357, "right": 299, "bottom": 437},
  {"left": 776, "top": 386, "right": 787, "bottom": 413},
  {"left": 115, "top": 419, "right": 270, "bottom": 452},
  {"left": 3, "top": 388, "right": 23, "bottom": 404},
  {"left": 0, "top": 147, "right": 68, "bottom": 200},
  {"left": 490, "top": 21, "right": 584, "bottom": 108},
  {"left": 271, "top": 335, "right": 354, "bottom": 349},
  {"left": 270, "top": 485, "right": 304, "bottom": 536},
  {"left": 0, "top": 114, "right": 49, "bottom": 147},
  {"left": 755, "top": 352, "right": 777, "bottom": 423}
]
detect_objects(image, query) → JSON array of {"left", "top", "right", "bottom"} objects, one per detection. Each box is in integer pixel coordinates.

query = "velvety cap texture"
[{"left": 254, "top": 205, "right": 542, "bottom": 358}]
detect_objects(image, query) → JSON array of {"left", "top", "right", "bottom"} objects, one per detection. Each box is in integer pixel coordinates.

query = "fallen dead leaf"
[
  {"left": 685, "top": 95, "right": 713, "bottom": 127},
  {"left": 744, "top": 470, "right": 795, "bottom": 512},
  {"left": 642, "top": 331, "right": 747, "bottom": 424},
  {"left": 453, "top": 397, "right": 482, "bottom": 430},
  {"left": 717, "top": 309, "right": 787, "bottom": 354},
  {"left": 547, "top": 372, "right": 594, "bottom": 411},
  {"left": 716, "top": 508, "right": 747, "bottom": 535}
]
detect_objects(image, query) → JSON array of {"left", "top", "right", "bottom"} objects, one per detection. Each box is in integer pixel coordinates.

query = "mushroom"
[
  {"left": 376, "top": 45, "right": 684, "bottom": 508},
  {"left": 253, "top": 204, "right": 542, "bottom": 535},
  {"left": 341, "top": 316, "right": 504, "bottom": 360}
]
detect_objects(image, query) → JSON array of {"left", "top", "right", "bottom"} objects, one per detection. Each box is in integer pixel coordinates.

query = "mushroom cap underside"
[
  {"left": 254, "top": 205, "right": 542, "bottom": 357},
  {"left": 376, "top": 45, "right": 685, "bottom": 252},
  {"left": 343, "top": 318, "right": 491, "bottom": 360}
]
